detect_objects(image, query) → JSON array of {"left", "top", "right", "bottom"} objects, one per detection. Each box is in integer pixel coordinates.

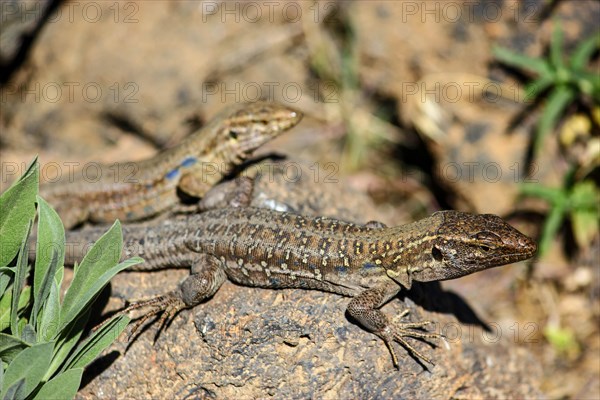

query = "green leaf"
[
  {"left": 523, "top": 75, "right": 555, "bottom": 102},
  {"left": 32, "top": 197, "right": 65, "bottom": 329},
  {"left": 572, "top": 207, "right": 599, "bottom": 249},
  {"left": 19, "top": 325, "right": 36, "bottom": 345},
  {"left": 572, "top": 72, "right": 597, "bottom": 97},
  {"left": 61, "top": 314, "right": 129, "bottom": 372},
  {"left": 570, "top": 181, "right": 600, "bottom": 249},
  {"left": 0, "top": 286, "right": 30, "bottom": 330},
  {"left": 574, "top": 70, "right": 600, "bottom": 100},
  {"left": 0, "top": 271, "right": 11, "bottom": 299},
  {"left": 59, "top": 221, "right": 141, "bottom": 332},
  {"left": 38, "top": 280, "right": 60, "bottom": 342},
  {"left": 32, "top": 368, "right": 82, "bottom": 400},
  {"left": 0, "top": 341, "right": 54, "bottom": 400},
  {"left": 550, "top": 22, "right": 564, "bottom": 69},
  {"left": 2, "top": 378, "right": 24, "bottom": 400},
  {"left": 534, "top": 86, "right": 575, "bottom": 155},
  {"left": 569, "top": 181, "right": 600, "bottom": 210},
  {"left": 493, "top": 45, "right": 552, "bottom": 76},
  {"left": 44, "top": 309, "right": 89, "bottom": 380},
  {"left": 538, "top": 202, "right": 567, "bottom": 256},
  {"left": 520, "top": 184, "right": 564, "bottom": 204},
  {"left": 0, "top": 286, "right": 10, "bottom": 329},
  {"left": 544, "top": 326, "right": 579, "bottom": 355},
  {"left": 54, "top": 265, "right": 64, "bottom": 288},
  {"left": 10, "top": 222, "right": 31, "bottom": 337},
  {"left": 0, "top": 334, "right": 29, "bottom": 365},
  {"left": 569, "top": 34, "right": 599, "bottom": 70},
  {"left": 0, "top": 158, "right": 38, "bottom": 268}
]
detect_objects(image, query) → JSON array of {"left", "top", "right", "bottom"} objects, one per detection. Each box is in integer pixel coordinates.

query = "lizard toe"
[
  {"left": 377, "top": 318, "right": 439, "bottom": 368},
  {"left": 118, "top": 292, "right": 188, "bottom": 341}
]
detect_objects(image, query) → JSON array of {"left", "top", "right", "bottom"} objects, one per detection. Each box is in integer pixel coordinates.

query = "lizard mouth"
[
  {"left": 467, "top": 249, "right": 537, "bottom": 269},
  {"left": 236, "top": 135, "right": 273, "bottom": 154},
  {"left": 439, "top": 247, "right": 538, "bottom": 280}
]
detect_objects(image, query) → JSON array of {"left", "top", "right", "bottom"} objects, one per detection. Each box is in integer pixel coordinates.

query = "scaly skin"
[
  {"left": 65, "top": 207, "right": 537, "bottom": 367},
  {"left": 41, "top": 102, "right": 302, "bottom": 228}
]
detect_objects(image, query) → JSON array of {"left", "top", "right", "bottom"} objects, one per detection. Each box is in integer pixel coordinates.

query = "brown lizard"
[
  {"left": 65, "top": 204, "right": 537, "bottom": 367},
  {"left": 40, "top": 102, "right": 302, "bottom": 228}
]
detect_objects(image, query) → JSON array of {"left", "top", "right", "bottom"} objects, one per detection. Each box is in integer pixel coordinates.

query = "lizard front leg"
[
  {"left": 122, "top": 253, "right": 227, "bottom": 336},
  {"left": 197, "top": 176, "right": 255, "bottom": 211},
  {"left": 347, "top": 280, "right": 439, "bottom": 367},
  {"left": 170, "top": 176, "right": 255, "bottom": 214}
]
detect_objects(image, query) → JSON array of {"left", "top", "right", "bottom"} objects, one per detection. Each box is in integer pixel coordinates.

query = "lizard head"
[
  {"left": 398, "top": 211, "right": 537, "bottom": 285},
  {"left": 215, "top": 101, "right": 302, "bottom": 163}
]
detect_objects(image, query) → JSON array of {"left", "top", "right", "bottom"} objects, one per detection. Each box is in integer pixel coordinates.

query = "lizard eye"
[
  {"left": 472, "top": 231, "right": 501, "bottom": 250},
  {"left": 229, "top": 130, "right": 238, "bottom": 140},
  {"left": 473, "top": 231, "right": 501, "bottom": 242},
  {"left": 431, "top": 246, "right": 444, "bottom": 261}
]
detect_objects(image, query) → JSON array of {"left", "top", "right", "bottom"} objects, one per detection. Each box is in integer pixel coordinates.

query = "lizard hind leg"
[{"left": 116, "top": 253, "right": 227, "bottom": 342}]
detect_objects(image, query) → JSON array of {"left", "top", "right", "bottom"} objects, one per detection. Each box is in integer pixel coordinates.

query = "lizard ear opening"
[{"left": 431, "top": 246, "right": 444, "bottom": 261}]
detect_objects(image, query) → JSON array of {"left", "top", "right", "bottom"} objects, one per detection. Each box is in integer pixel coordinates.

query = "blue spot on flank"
[
  {"left": 180, "top": 157, "right": 197, "bottom": 168},
  {"left": 363, "top": 262, "right": 376, "bottom": 270},
  {"left": 126, "top": 211, "right": 135, "bottom": 219},
  {"left": 144, "top": 206, "right": 154, "bottom": 214},
  {"left": 165, "top": 168, "right": 180, "bottom": 180},
  {"left": 269, "top": 277, "right": 281, "bottom": 286},
  {"left": 335, "top": 265, "right": 348, "bottom": 274}
]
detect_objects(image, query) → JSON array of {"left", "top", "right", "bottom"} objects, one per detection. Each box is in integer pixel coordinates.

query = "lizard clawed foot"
[
  {"left": 378, "top": 310, "right": 440, "bottom": 368},
  {"left": 119, "top": 292, "right": 188, "bottom": 341}
]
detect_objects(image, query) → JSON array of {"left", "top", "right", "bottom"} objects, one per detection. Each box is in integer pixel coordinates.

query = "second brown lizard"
[{"left": 41, "top": 102, "right": 302, "bottom": 228}]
